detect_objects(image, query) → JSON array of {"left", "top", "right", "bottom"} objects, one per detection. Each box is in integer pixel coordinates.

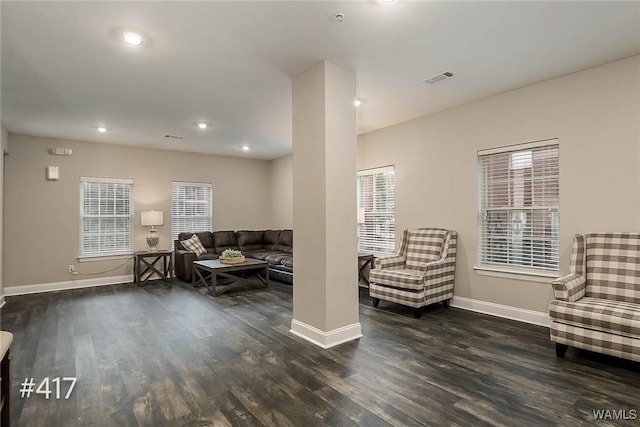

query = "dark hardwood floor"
[{"left": 1, "top": 280, "right": 639, "bottom": 426}]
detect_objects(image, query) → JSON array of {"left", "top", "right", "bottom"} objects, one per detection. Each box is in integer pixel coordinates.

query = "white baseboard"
[
  {"left": 451, "top": 296, "right": 550, "bottom": 327},
  {"left": 290, "top": 319, "right": 362, "bottom": 349},
  {"left": 3, "top": 275, "right": 133, "bottom": 297}
]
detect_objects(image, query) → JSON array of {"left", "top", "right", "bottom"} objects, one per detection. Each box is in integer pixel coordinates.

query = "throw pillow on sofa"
[{"left": 181, "top": 234, "right": 207, "bottom": 256}]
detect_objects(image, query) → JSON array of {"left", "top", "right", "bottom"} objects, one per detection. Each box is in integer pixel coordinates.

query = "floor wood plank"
[{"left": 1, "top": 280, "right": 639, "bottom": 426}]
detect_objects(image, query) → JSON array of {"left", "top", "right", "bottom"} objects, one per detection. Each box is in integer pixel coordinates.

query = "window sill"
[
  {"left": 474, "top": 266, "right": 559, "bottom": 283},
  {"left": 78, "top": 253, "right": 133, "bottom": 263}
]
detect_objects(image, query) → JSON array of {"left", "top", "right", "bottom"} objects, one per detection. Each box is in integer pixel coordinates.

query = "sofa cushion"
[
  {"left": 273, "top": 229, "right": 293, "bottom": 254},
  {"left": 244, "top": 250, "right": 279, "bottom": 261},
  {"left": 265, "top": 253, "right": 290, "bottom": 265},
  {"left": 550, "top": 297, "right": 640, "bottom": 339},
  {"left": 280, "top": 256, "right": 293, "bottom": 269},
  {"left": 180, "top": 234, "right": 207, "bottom": 256},
  {"left": 179, "top": 232, "right": 213, "bottom": 249},
  {"left": 212, "top": 231, "right": 239, "bottom": 254},
  {"left": 585, "top": 233, "right": 640, "bottom": 303},
  {"left": 406, "top": 229, "right": 447, "bottom": 269},
  {"left": 237, "top": 230, "right": 265, "bottom": 251},
  {"left": 370, "top": 268, "right": 424, "bottom": 291},
  {"left": 263, "top": 230, "right": 281, "bottom": 250}
]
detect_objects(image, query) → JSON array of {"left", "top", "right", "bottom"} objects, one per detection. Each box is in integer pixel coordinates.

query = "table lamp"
[
  {"left": 141, "top": 211, "right": 163, "bottom": 251},
  {"left": 357, "top": 207, "right": 365, "bottom": 225},
  {"left": 357, "top": 207, "right": 365, "bottom": 250}
]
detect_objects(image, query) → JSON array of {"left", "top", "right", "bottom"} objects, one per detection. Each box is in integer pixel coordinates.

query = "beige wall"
[
  {"left": 268, "top": 155, "right": 293, "bottom": 229},
  {"left": 4, "top": 134, "right": 272, "bottom": 288},
  {"left": 358, "top": 55, "right": 640, "bottom": 313}
]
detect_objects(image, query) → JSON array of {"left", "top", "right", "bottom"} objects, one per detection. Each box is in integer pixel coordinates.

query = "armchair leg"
[
  {"left": 412, "top": 307, "right": 422, "bottom": 318},
  {"left": 442, "top": 299, "right": 450, "bottom": 308},
  {"left": 555, "top": 343, "right": 568, "bottom": 358},
  {"left": 372, "top": 297, "right": 380, "bottom": 308}
]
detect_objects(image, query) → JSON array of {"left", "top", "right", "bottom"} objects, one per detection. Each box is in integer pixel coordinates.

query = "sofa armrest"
[
  {"left": 375, "top": 255, "right": 406, "bottom": 270},
  {"left": 174, "top": 249, "right": 197, "bottom": 282},
  {"left": 551, "top": 274, "right": 586, "bottom": 302}
]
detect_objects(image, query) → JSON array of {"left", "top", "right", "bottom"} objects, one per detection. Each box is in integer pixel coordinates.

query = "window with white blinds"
[
  {"left": 80, "top": 177, "right": 134, "bottom": 257},
  {"left": 477, "top": 139, "right": 559, "bottom": 273},
  {"left": 171, "top": 182, "right": 213, "bottom": 246},
  {"left": 357, "top": 166, "right": 395, "bottom": 256}
]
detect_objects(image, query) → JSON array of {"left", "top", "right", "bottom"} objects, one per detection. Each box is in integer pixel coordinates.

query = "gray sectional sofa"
[{"left": 174, "top": 230, "right": 293, "bottom": 283}]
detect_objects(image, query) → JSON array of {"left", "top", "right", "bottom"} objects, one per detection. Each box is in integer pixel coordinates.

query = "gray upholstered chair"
[
  {"left": 369, "top": 228, "right": 457, "bottom": 317},
  {"left": 550, "top": 233, "right": 640, "bottom": 361}
]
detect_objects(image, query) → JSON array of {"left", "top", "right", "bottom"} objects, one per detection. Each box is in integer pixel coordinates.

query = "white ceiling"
[{"left": 2, "top": 1, "right": 639, "bottom": 160}]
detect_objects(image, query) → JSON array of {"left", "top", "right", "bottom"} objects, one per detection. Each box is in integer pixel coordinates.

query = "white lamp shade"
[
  {"left": 357, "top": 207, "right": 366, "bottom": 224},
  {"left": 141, "top": 211, "right": 164, "bottom": 226}
]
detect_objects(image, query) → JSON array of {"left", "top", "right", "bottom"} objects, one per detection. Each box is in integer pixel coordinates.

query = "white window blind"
[
  {"left": 171, "top": 182, "right": 213, "bottom": 246},
  {"left": 358, "top": 166, "right": 395, "bottom": 256},
  {"left": 80, "top": 177, "right": 134, "bottom": 257},
  {"left": 477, "top": 140, "right": 559, "bottom": 273}
]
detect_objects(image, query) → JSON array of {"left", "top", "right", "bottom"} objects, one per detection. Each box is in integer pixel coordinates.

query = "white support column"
[
  {"left": 290, "top": 61, "right": 361, "bottom": 348},
  {"left": 0, "top": 124, "right": 8, "bottom": 307}
]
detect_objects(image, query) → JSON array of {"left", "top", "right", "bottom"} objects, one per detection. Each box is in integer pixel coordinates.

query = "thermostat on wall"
[{"left": 46, "top": 166, "right": 59, "bottom": 181}]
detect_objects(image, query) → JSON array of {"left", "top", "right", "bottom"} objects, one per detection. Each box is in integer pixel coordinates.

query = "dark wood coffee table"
[{"left": 192, "top": 258, "right": 269, "bottom": 296}]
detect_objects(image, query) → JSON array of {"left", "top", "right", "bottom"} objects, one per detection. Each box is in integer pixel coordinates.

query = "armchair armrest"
[
  {"left": 551, "top": 274, "right": 586, "bottom": 302},
  {"left": 415, "top": 255, "right": 454, "bottom": 276},
  {"left": 421, "top": 257, "right": 446, "bottom": 272},
  {"left": 375, "top": 255, "right": 406, "bottom": 270}
]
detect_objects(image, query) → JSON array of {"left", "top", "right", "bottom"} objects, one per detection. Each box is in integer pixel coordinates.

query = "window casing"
[
  {"left": 80, "top": 177, "right": 134, "bottom": 257},
  {"left": 357, "top": 166, "right": 395, "bottom": 256},
  {"left": 171, "top": 182, "right": 213, "bottom": 246},
  {"left": 477, "top": 140, "right": 559, "bottom": 274}
]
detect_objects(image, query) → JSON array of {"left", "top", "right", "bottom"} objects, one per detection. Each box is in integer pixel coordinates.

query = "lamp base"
[{"left": 146, "top": 231, "right": 159, "bottom": 252}]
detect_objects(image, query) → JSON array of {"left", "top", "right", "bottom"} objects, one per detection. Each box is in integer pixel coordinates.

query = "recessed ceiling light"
[
  {"left": 123, "top": 32, "right": 144, "bottom": 46},
  {"left": 381, "top": 0, "right": 397, "bottom": 3},
  {"left": 97, "top": 126, "right": 107, "bottom": 133},
  {"left": 242, "top": 145, "right": 250, "bottom": 152},
  {"left": 354, "top": 99, "right": 362, "bottom": 107},
  {"left": 197, "top": 122, "right": 208, "bottom": 129}
]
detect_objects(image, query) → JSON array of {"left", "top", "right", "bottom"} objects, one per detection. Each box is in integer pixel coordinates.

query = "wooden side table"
[
  {"left": 358, "top": 253, "right": 375, "bottom": 287},
  {"left": 134, "top": 250, "right": 174, "bottom": 285}
]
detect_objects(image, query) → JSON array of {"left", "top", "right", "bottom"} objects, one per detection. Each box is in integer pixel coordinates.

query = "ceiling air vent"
[
  {"left": 423, "top": 71, "right": 454, "bottom": 85},
  {"left": 164, "top": 134, "right": 184, "bottom": 139}
]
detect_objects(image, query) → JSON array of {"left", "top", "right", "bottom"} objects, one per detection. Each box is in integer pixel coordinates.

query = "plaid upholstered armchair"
[
  {"left": 550, "top": 233, "right": 640, "bottom": 362},
  {"left": 369, "top": 228, "right": 457, "bottom": 317}
]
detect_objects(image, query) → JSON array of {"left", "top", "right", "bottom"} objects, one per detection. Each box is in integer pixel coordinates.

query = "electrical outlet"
[{"left": 68, "top": 264, "right": 75, "bottom": 273}]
